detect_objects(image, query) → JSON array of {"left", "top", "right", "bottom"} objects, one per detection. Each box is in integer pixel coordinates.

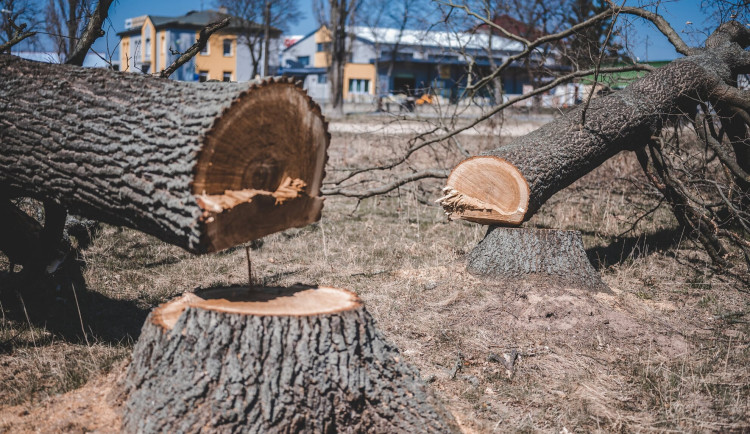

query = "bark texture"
[
  {"left": 468, "top": 227, "right": 609, "bottom": 292},
  {"left": 440, "top": 22, "right": 750, "bottom": 224},
  {"left": 0, "top": 55, "right": 329, "bottom": 253},
  {"left": 119, "top": 287, "right": 457, "bottom": 433}
]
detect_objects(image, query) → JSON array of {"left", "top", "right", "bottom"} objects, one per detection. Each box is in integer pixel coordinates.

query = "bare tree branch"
[
  {"left": 0, "top": 22, "right": 33, "bottom": 53},
  {"left": 65, "top": 0, "right": 115, "bottom": 66},
  {"left": 322, "top": 169, "right": 450, "bottom": 198},
  {"left": 0, "top": 13, "right": 35, "bottom": 53},
  {"left": 161, "top": 17, "right": 230, "bottom": 79},
  {"left": 617, "top": 6, "right": 692, "bottom": 55},
  {"left": 329, "top": 63, "right": 653, "bottom": 187}
]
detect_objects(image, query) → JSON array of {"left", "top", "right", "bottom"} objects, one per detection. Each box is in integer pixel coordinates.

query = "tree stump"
[
  {"left": 467, "top": 227, "right": 610, "bottom": 293},
  {"left": 120, "top": 286, "right": 457, "bottom": 433}
]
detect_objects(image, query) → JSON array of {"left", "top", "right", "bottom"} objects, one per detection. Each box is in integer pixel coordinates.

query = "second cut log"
[{"left": 437, "top": 29, "right": 749, "bottom": 225}]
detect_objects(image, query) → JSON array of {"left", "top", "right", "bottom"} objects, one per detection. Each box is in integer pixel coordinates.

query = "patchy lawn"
[{"left": 1, "top": 115, "right": 748, "bottom": 433}]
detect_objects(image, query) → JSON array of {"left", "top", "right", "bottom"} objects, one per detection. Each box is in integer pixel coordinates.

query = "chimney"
[{"left": 218, "top": 6, "right": 228, "bottom": 14}]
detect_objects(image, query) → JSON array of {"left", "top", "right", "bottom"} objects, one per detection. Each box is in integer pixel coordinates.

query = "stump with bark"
[
  {"left": 0, "top": 55, "right": 329, "bottom": 255},
  {"left": 437, "top": 21, "right": 750, "bottom": 273},
  {"left": 468, "top": 227, "right": 610, "bottom": 292},
  {"left": 119, "top": 286, "right": 457, "bottom": 433}
]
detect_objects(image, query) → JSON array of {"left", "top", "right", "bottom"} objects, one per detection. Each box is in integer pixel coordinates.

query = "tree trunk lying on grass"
[
  {"left": 437, "top": 22, "right": 750, "bottom": 226},
  {"left": 118, "top": 286, "right": 457, "bottom": 433},
  {"left": 0, "top": 55, "right": 329, "bottom": 255},
  {"left": 468, "top": 227, "right": 610, "bottom": 293}
]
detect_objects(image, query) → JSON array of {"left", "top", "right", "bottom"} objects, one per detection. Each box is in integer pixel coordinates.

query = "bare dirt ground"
[{"left": 1, "top": 113, "right": 748, "bottom": 433}]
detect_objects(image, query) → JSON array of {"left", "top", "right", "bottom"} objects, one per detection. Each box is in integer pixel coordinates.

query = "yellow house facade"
[
  {"left": 306, "top": 26, "right": 376, "bottom": 100},
  {"left": 118, "top": 10, "right": 280, "bottom": 82}
]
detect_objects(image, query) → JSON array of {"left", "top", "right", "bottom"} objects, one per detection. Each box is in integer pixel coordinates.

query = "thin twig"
[
  {"left": 581, "top": 1, "right": 623, "bottom": 127},
  {"left": 0, "top": 15, "right": 36, "bottom": 53},
  {"left": 322, "top": 168, "right": 450, "bottom": 198}
]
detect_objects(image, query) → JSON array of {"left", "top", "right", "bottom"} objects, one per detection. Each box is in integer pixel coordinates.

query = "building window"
[
  {"left": 348, "top": 79, "right": 370, "bottom": 94},
  {"left": 317, "top": 73, "right": 327, "bottom": 82},
  {"left": 140, "top": 64, "right": 150, "bottom": 74},
  {"left": 200, "top": 41, "right": 209, "bottom": 55},
  {"left": 297, "top": 56, "right": 309, "bottom": 66},
  {"left": 223, "top": 71, "right": 232, "bottom": 82},
  {"left": 198, "top": 71, "right": 209, "bottom": 82},
  {"left": 223, "top": 39, "right": 232, "bottom": 56},
  {"left": 316, "top": 42, "right": 330, "bottom": 52},
  {"left": 143, "top": 23, "right": 151, "bottom": 59}
]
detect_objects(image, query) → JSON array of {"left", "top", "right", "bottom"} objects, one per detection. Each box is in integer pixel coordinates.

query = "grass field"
[{"left": 1, "top": 114, "right": 748, "bottom": 432}]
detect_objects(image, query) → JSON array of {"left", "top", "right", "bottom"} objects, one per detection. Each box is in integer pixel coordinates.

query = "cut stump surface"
[{"left": 120, "top": 286, "right": 457, "bottom": 433}]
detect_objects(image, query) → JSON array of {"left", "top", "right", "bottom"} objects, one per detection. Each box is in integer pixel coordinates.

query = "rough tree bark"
[
  {"left": 0, "top": 55, "right": 329, "bottom": 254},
  {"left": 468, "top": 227, "right": 610, "bottom": 292},
  {"left": 438, "top": 21, "right": 750, "bottom": 226},
  {"left": 118, "top": 286, "right": 457, "bottom": 433}
]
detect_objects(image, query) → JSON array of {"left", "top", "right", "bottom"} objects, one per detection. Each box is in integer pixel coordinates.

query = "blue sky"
[{"left": 93, "top": 0, "right": 719, "bottom": 62}]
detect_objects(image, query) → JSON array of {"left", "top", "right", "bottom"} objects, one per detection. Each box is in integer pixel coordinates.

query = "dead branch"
[
  {"left": 65, "top": 0, "right": 115, "bottom": 66},
  {"left": 0, "top": 14, "right": 35, "bottom": 54},
  {"left": 321, "top": 168, "right": 449, "bottom": 199},
  {"left": 160, "top": 18, "right": 230, "bottom": 79},
  {"left": 328, "top": 64, "right": 653, "bottom": 189}
]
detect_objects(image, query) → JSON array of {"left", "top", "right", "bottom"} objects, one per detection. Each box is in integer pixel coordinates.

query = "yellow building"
[
  {"left": 284, "top": 26, "right": 377, "bottom": 100},
  {"left": 118, "top": 10, "right": 280, "bottom": 82}
]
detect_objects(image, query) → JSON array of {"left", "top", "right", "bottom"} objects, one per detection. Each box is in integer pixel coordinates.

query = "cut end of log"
[
  {"left": 192, "top": 80, "right": 329, "bottom": 253},
  {"left": 438, "top": 156, "right": 530, "bottom": 225},
  {"left": 151, "top": 285, "right": 362, "bottom": 330}
]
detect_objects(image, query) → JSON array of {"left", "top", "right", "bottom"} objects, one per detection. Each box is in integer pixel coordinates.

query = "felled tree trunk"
[
  {"left": 119, "top": 286, "right": 457, "bottom": 433},
  {"left": 468, "top": 227, "right": 610, "bottom": 293},
  {"left": 438, "top": 22, "right": 750, "bottom": 225},
  {"left": 0, "top": 55, "right": 329, "bottom": 254}
]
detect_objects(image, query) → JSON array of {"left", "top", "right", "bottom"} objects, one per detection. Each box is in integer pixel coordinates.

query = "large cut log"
[
  {"left": 437, "top": 22, "right": 750, "bottom": 225},
  {"left": 0, "top": 55, "right": 329, "bottom": 253},
  {"left": 118, "top": 286, "right": 457, "bottom": 433}
]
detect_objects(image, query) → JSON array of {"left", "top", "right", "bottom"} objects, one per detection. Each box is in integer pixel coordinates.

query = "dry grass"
[{"left": 0, "top": 115, "right": 748, "bottom": 432}]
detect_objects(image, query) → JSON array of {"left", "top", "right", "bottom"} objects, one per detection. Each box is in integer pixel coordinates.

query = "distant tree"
[
  {"left": 217, "top": 0, "right": 302, "bottom": 77},
  {"left": 358, "top": 0, "right": 427, "bottom": 96},
  {"left": 561, "top": 0, "right": 628, "bottom": 68},
  {"left": 315, "top": 0, "right": 358, "bottom": 115},
  {"left": 45, "top": 0, "right": 95, "bottom": 62}
]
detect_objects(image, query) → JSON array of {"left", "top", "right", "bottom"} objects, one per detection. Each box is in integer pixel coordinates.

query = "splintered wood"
[{"left": 196, "top": 177, "right": 307, "bottom": 213}]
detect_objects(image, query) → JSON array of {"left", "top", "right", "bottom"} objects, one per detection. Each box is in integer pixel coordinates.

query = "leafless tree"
[
  {"left": 315, "top": 0, "right": 358, "bottom": 115},
  {"left": 44, "top": 0, "right": 94, "bottom": 62},
  {"left": 218, "top": 0, "right": 301, "bottom": 77}
]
